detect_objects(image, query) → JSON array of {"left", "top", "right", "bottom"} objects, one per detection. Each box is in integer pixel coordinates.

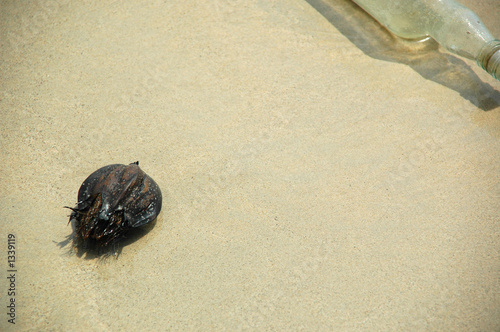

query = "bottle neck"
[{"left": 477, "top": 39, "right": 500, "bottom": 81}]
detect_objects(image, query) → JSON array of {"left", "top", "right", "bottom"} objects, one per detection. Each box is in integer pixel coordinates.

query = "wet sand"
[{"left": 1, "top": 0, "right": 499, "bottom": 330}]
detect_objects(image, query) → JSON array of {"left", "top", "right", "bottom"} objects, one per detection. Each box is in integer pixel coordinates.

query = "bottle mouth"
[{"left": 477, "top": 39, "right": 500, "bottom": 81}]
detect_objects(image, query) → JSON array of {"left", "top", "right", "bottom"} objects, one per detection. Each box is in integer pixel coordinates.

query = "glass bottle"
[{"left": 352, "top": 0, "right": 500, "bottom": 81}]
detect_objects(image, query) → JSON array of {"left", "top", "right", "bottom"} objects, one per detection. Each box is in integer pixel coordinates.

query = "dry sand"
[{"left": 1, "top": 0, "right": 499, "bottom": 330}]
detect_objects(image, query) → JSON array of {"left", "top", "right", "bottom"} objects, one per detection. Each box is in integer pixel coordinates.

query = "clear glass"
[{"left": 352, "top": 0, "right": 500, "bottom": 80}]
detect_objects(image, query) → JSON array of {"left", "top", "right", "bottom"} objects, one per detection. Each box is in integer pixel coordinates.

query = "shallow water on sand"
[{"left": 0, "top": 0, "right": 499, "bottom": 330}]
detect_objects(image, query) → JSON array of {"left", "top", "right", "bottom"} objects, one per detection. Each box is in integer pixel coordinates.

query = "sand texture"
[{"left": 1, "top": 0, "right": 499, "bottom": 330}]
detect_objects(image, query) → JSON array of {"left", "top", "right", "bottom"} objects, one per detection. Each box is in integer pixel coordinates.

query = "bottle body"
[{"left": 352, "top": 0, "right": 500, "bottom": 80}]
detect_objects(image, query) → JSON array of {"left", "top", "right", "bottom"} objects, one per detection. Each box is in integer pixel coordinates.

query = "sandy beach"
[{"left": 1, "top": 0, "right": 499, "bottom": 330}]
